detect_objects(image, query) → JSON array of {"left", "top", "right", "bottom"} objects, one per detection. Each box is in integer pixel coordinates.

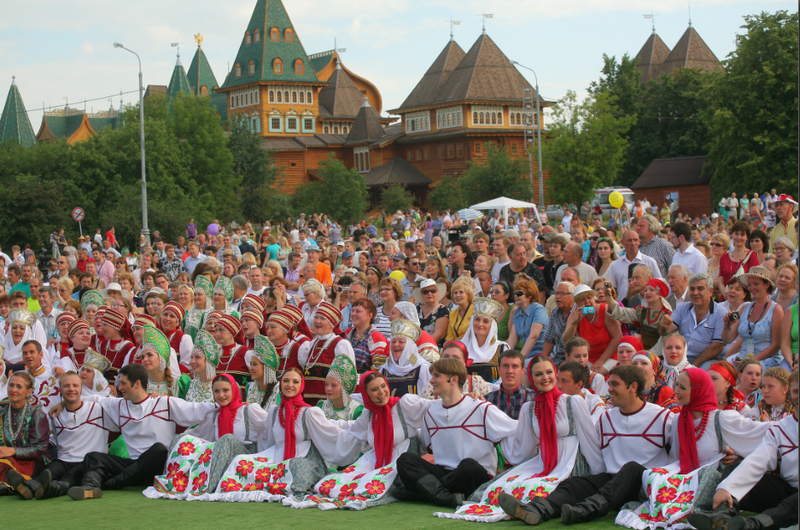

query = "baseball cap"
[
  {"left": 504, "top": 229, "right": 520, "bottom": 239},
  {"left": 392, "top": 253, "right": 404, "bottom": 261},
  {"left": 306, "top": 244, "right": 321, "bottom": 252},
  {"left": 543, "top": 232, "right": 557, "bottom": 242},
  {"left": 341, "top": 251, "right": 354, "bottom": 259}
]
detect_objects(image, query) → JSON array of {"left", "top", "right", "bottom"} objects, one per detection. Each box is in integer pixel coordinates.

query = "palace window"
[
  {"left": 269, "top": 90, "right": 275, "bottom": 103},
  {"left": 284, "top": 91, "right": 289, "bottom": 102},
  {"left": 333, "top": 126, "right": 339, "bottom": 134},
  {"left": 249, "top": 60, "right": 255, "bottom": 75},
  {"left": 285, "top": 28, "right": 294, "bottom": 42},
  {"left": 323, "top": 125, "right": 329, "bottom": 133},
  {"left": 302, "top": 118, "right": 315, "bottom": 133},
  {"left": 416, "top": 149, "right": 422, "bottom": 161},
  {"left": 456, "top": 143, "right": 464, "bottom": 158},
  {"left": 436, "top": 106, "right": 463, "bottom": 130},
  {"left": 424, "top": 147, "right": 431, "bottom": 160},
  {"left": 250, "top": 117, "right": 261, "bottom": 133},
  {"left": 245, "top": 32, "right": 251, "bottom": 45},
  {"left": 299, "top": 91, "right": 304, "bottom": 104},
  {"left": 292, "top": 91, "right": 297, "bottom": 103},
  {"left": 343, "top": 126, "right": 349, "bottom": 134},
  {"left": 306, "top": 91, "right": 313, "bottom": 104},
  {"left": 405, "top": 111, "right": 430, "bottom": 133},
  {"left": 475, "top": 142, "right": 482, "bottom": 154},
  {"left": 200, "top": 86, "right": 208, "bottom": 96},
  {"left": 286, "top": 117, "right": 299, "bottom": 133},
  {"left": 276, "top": 91, "right": 282, "bottom": 103},
  {"left": 274, "top": 59, "right": 283, "bottom": 74},
  {"left": 271, "top": 27, "right": 279, "bottom": 41},
  {"left": 269, "top": 117, "right": 282, "bottom": 133},
  {"left": 354, "top": 146, "right": 370, "bottom": 172},
  {"left": 511, "top": 142, "right": 518, "bottom": 155},
  {"left": 235, "top": 63, "right": 241, "bottom": 78},
  {"left": 254, "top": 29, "right": 260, "bottom": 43},
  {"left": 295, "top": 60, "right": 304, "bottom": 75},
  {"left": 438, "top": 145, "right": 445, "bottom": 158},
  {"left": 447, "top": 144, "right": 454, "bottom": 158},
  {"left": 472, "top": 105, "right": 503, "bottom": 126}
]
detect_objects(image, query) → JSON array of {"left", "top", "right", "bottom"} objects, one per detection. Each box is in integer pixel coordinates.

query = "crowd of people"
[{"left": 0, "top": 197, "right": 797, "bottom": 530}]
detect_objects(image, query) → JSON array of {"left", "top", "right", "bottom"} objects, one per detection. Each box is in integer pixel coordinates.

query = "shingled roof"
[
  {"left": 634, "top": 33, "right": 671, "bottom": 84},
  {"left": 631, "top": 155, "right": 710, "bottom": 189},
  {"left": 0, "top": 78, "right": 36, "bottom": 147},
  {"left": 655, "top": 26, "right": 722, "bottom": 77},
  {"left": 318, "top": 63, "right": 365, "bottom": 118},
  {"left": 222, "top": 0, "right": 319, "bottom": 90},
  {"left": 167, "top": 57, "right": 192, "bottom": 105},
  {"left": 432, "top": 34, "right": 534, "bottom": 106},
  {"left": 346, "top": 99, "right": 385, "bottom": 144},
  {"left": 397, "top": 40, "right": 465, "bottom": 111},
  {"left": 363, "top": 157, "right": 433, "bottom": 187},
  {"left": 187, "top": 44, "right": 219, "bottom": 96}
]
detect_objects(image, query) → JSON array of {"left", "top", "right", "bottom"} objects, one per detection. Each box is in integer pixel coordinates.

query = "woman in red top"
[
  {"left": 563, "top": 285, "right": 621, "bottom": 375},
  {"left": 716, "top": 221, "right": 759, "bottom": 298}
]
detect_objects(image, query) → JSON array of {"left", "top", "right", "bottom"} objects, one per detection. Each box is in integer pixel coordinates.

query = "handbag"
[{"left": 733, "top": 251, "right": 753, "bottom": 278}]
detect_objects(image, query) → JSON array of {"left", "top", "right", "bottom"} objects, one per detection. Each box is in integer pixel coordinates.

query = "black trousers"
[
  {"left": 722, "top": 461, "right": 798, "bottom": 528},
  {"left": 544, "top": 462, "right": 646, "bottom": 513},
  {"left": 396, "top": 453, "right": 490, "bottom": 497},
  {"left": 43, "top": 460, "right": 83, "bottom": 487},
  {"left": 81, "top": 443, "right": 168, "bottom": 489}
]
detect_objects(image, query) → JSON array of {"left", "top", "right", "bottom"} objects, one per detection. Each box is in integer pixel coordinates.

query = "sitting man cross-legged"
[{"left": 397, "top": 358, "right": 518, "bottom": 508}]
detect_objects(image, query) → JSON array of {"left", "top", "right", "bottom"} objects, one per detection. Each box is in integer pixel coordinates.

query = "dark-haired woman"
[{"left": 709, "top": 361, "right": 750, "bottom": 416}]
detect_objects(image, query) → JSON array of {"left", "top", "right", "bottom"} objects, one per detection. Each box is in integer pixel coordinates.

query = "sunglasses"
[
  {"left": 409, "top": 262, "right": 420, "bottom": 267},
  {"left": 421, "top": 288, "right": 438, "bottom": 295},
  {"left": 710, "top": 242, "right": 725, "bottom": 247},
  {"left": 590, "top": 236, "right": 600, "bottom": 241},
  {"left": 514, "top": 290, "right": 525, "bottom": 297}
]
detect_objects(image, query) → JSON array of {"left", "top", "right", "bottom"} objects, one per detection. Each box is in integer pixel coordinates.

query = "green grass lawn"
[{"left": 1, "top": 489, "right": 621, "bottom": 530}]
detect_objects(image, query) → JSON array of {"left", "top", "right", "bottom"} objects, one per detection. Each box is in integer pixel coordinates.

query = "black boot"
[
  {"left": 561, "top": 493, "right": 610, "bottom": 524},
  {"left": 6, "top": 469, "right": 34, "bottom": 500},
  {"left": 687, "top": 503, "right": 739, "bottom": 530},
  {"left": 728, "top": 514, "right": 774, "bottom": 530},
  {"left": 34, "top": 470, "right": 51, "bottom": 500},
  {"left": 498, "top": 492, "right": 555, "bottom": 526},
  {"left": 102, "top": 463, "right": 140, "bottom": 490},
  {"left": 415, "top": 474, "right": 465, "bottom": 508},
  {"left": 43, "top": 480, "right": 71, "bottom": 500},
  {"left": 67, "top": 486, "right": 103, "bottom": 501},
  {"left": 0, "top": 483, "right": 11, "bottom": 496}
]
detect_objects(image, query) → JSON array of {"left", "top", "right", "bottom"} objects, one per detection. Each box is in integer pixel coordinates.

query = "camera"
[
  {"left": 582, "top": 307, "right": 595, "bottom": 315},
  {"left": 448, "top": 226, "right": 469, "bottom": 243},
  {"left": 730, "top": 312, "right": 740, "bottom": 321}
]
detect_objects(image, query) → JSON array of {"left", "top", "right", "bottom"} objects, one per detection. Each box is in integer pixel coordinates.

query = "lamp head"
[{"left": 114, "top": 42, "right": 123, "bottom": 48}]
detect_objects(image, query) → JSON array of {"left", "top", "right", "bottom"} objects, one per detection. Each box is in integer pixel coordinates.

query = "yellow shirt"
[
  {"left": 446, "top": 304, "right": 474, "bottom": 341},
  {"left": 770, "top": 217, "right": 797, "bottom": 252}
]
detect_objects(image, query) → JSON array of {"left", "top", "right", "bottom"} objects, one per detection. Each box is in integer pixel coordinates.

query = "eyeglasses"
[
  {"left": 590, "top": 236, "right": 600, "bottom": 241},
  {"left": 773, "top": 246, "right": 786, "bottom": 251},
  {"left": 409, "top": 262, "right": 420, "bottom": 267},
  {"left": 421, "top": 288, "right": 438, "bottom": 295},
  {"left": 514, "top": 290, "right": 525, "bottom": 297}
]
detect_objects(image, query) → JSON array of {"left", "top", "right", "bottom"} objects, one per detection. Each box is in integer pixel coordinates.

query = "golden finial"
[{"left": 194, "top": 34, "right": 204, "bottom": 47}]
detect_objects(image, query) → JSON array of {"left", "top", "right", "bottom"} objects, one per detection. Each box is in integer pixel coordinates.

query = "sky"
[{"left": 2, "top": 0, "right": 796, "bottom": 130}]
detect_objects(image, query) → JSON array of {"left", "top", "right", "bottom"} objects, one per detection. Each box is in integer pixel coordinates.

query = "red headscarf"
[
  {"left": 526, "top": 355, "right": 563, "bottom": 477},
  {"left": 215, "top": 374, "right": 244, "bottom": 439},
  {"left": 442, "top": 340, "right": 473, "bottom": 367},
  {"left": 618, "top": 336, "right": 644, "bottom": 353},
  {"left": 678, "top": 368, "right": 718, "bottom": 474},
  {"left": 278, "top": 369, "right": 309, "bottom": 460},
  {"left": 709, "top": 363, "right": 745, "bottom": 401},
  {"left": 358, "top": 371, "right": 401, "bottom": 469}
]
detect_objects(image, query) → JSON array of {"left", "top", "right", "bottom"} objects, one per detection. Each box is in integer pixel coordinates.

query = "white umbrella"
[{"left": 457, "top": 208, "right": 484, "bottom": 221}]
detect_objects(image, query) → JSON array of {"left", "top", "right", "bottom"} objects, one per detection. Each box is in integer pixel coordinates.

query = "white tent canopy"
[{"left": 470, "top": 197, "right": 540, "bottom": 229}]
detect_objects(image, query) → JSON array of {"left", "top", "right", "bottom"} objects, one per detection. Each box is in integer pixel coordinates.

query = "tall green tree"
[
  {"left": 228, "top": 118, "right": 285, "bottom": 223},
  {"left": 459, "top": 142, "right": 531, "bottom": 205},
  {"left": 543, "top": 90, "right": 636, "bottom": 205},
  {"left": 589, "top": 53, "right": 644, "bottom": 120},
  {"left": 706, "top": 10, "right": 798, "bottom": 197},
  {"left": 428, "top": 176, "right": 468, "bottom": 212},
  {"left": 380, "top": 184, "right": 414, "bottom": 213},
  {"left": 292, "top": 155, "right": 368, "bottom": 225}
]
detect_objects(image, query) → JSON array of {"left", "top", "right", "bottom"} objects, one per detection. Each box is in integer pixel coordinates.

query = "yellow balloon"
[
  {"left": 609, "top": 191, "right": 624, "bottom": 209},
  {"left": 389, "top": 270, "right": 406, "bottom": 281}
]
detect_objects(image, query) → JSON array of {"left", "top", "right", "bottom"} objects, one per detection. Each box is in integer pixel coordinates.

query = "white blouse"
[{"left": 185, "top": 403, "right": 271, "bottom": 451}]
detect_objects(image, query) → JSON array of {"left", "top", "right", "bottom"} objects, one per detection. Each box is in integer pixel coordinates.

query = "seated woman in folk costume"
[
  {"left": 661, "top": 333, "right": 691, "bottom": 391},
  {"left": 632, "top": 351, "right": 680, "bottom": 413},
  {"left": 387, "top": 301, "right": 439, "bottom": 364},
  {"left": 606, "top": 279, "right": 673, "bottom": 352},
  {"left": 79, "top": 349, "right": 113, "bottom": 397},
  {"left": 55, "top": 318, "right": 93, "bottom": 374},
  {"left": 196, "top": 368, "right": 340, "bottom": 502},
  {"left": 299, "top": 301, "right": 355, "bottom": 406},
  {"left": 184, "top": 330, "right": 220, "bottom": 404},
  {"left": 123, "top": 314, "right": 180, "bottom": 377},
  {"left": 98, "top": 307, "right": 137, "bottom": 381},
  {"left": 616, "top": 368, "right": 770, "bottom": 530},
  {"left": 316, "top": 355, "right": 363, "bottom": 422},
  {"left": 244, "top": 335, "right": 281, "bottom": 408},
  {"left": 140, "top": 326, "right": 191, "bottom": 399},
  {"left": 80, "top": 291, "right": 106, "bottom": 351},
  {"left": 284, "top": 370, "right": 433, "bottom": 511},
  {"left": 212, "top": 313, "right": 250, "bottom": 392},
  {"left": 419, "top": 341, "right": 494, "bottom": 399},
  {"left": 160, "top": 301, "right": 193, "bottom": 374},
  {"left": 144, "top": 374, "right": 270, "bottom": 499},
  {"left": 0, "top": 372, "right": 50, "bottom": 496},
  {"left": 709, "top": 361, "right": 751, "bottom": 416},
  {"left": 48, "top": 312, "right": 77, "bottom": 372},
  {"left": 3, "top": 308, "right": 47, "bottom": 374},
  {"left": 240, "top": 307, "right": 265, "bottom": 352},
  {"left": 264, "top": 308, "right": 306, "bottom": 376},
  {"left": 439, "top": 354, "right": 604, "bottom": 522},
  {"left": 211, "top": 276, "right": 240, "bottom": 318},
  {"left": 460, "top": 297, "right": 508, "bottom": 382},
  {"left": 184, "top": 275, "right": 213, "bottom": 341},
  {"left": 379, "top": 319, "right": 431, "bottom": 397},
  {"left": 746, "top": 366, "right": 794, "bottom": 423}
]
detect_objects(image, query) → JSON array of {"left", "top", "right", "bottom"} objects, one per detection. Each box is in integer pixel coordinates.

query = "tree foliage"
[
  {"left": 459, "top": 142, "right": 531, "bottom": 205},
  {"left": 428, "top": 176, "right": 468, "bottom": 212},
  {"left": 543, "top": 90, "right": 635, "bottom": 205},
  {"left": 706, "top": 10, "right": 798, "bottom": 198},
  {"left": 292, "top": 155, "right": 368, "bottom": 225},
  {"left": 380, "top": 183, "right": 414, "bottom": 214}
]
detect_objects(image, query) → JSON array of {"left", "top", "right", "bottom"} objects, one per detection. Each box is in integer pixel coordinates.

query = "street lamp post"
[
  {"left": 114, "top": 42, "right": 150, "bottom": 247},
  {"left": 512, "top": 61, "right": 544, "bottom": 210}
]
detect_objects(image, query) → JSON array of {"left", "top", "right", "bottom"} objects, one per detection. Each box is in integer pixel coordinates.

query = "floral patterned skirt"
[
  {"left": 283, "top": 437, "right": 420, "bottom": 511},
  {"left": 142, "top": 433, "right": 250, "bottom": 499},
  {"left": 191, "top": 441, "right": 327, "bottom": 503},
  {"left": 434, "top": 437, "right": 581, "bottom": 523},
  {"left": 615, "top": 456, "right": 723, "bottom": 530}
]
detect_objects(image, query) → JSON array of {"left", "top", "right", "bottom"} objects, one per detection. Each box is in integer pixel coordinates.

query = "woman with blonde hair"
[
  {"left": 177, "top": 283, "right": 195, "bottom": 313},
  {"left": 747, "top": 366, "right": 794, "bottom": 422},
  {"left": 708, "top": 232, "right": 730, "bottom": 292},
  {"left": 374, "top": 277, "right": 403, "bottom": 338},
  {"left": 445, "top": 278, "right": 475, "bottom": 341},
  {"left": 55, "top": 277, "right": 75, "bottom": 309},
  {"left": 266, "top": 260, "right": 284, "bottom": 280}
]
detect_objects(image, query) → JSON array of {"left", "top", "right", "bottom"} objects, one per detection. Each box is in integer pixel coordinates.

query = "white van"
[{"left": 594, "top": 187, "right": 635, "bottom": 215}]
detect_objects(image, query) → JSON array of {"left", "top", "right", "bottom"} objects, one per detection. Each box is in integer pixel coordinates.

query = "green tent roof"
[
  {"left": 187, "top": 46, "right": 219, "bottom": 96},
  {"left": 222, "top": 0, "right": 319, "bottom": 89},
  {"left": 309, "top": 51, "right": 334, "bottom": 74},
  {"left": 167, "top": 57, "right": 192, "bottom": 105},
  {"left": 0, "top": 78, "right": 36, "bottom": 146}
]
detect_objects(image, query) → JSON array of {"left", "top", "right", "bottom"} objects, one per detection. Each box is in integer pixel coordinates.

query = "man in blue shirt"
[
  {"left": 485, "top": 350, "right": 533, "bottom": 419},
  {"left": 657, "top": 273, "right": 723, "bottom": 369}
]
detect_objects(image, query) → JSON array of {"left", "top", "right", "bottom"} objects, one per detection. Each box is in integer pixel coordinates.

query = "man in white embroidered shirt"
[
  {"left": 499, "top": 365, "right": 674, "bottom": 525},
  {"left": 396, "top": 358, "right": 517, "bottom": 508},
  {"left": 669, "top": 222, "right": 708, "bottom": 275},
  {"left": 607, "top": 230, "right": 662, "bottom": 301},
  {"left": 65, "top": 363, "right": 217, "bottom": 500}
]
